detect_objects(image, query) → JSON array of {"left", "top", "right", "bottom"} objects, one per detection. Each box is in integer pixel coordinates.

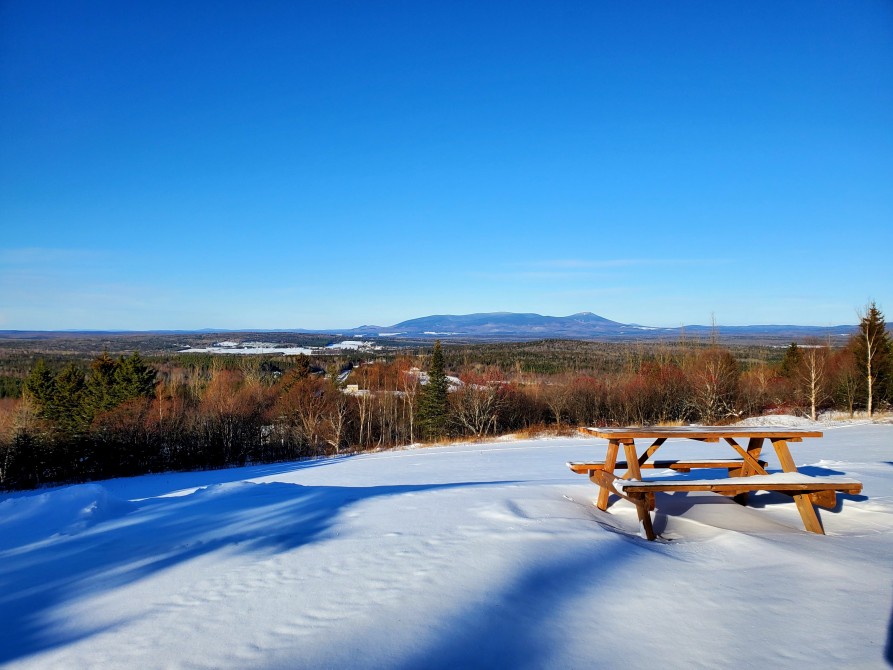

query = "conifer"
[{"left": 417, "top": 340, "right": 449, "bottom": 439}]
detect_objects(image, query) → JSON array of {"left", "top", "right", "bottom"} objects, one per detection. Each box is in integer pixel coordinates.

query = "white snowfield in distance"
[
  {"left": 1, "top": 419, "right": 891, "bottom": 669},
  {"left": 179, "top": 340, "right": 379, "bottom": 355}
]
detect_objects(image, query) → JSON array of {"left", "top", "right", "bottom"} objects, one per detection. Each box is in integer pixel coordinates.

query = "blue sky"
[{"left": 2, "top": 0, "right": 891, "bottom": 330}]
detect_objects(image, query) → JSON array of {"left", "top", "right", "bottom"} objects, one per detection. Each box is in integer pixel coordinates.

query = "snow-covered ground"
[
  {"left": 1, "top": 422, "right": 891, "bottom": 669},
  {"left": 178, "top": 342, "right": 315, "bottom": 355},
  {"left": 178, "top": 339, "right": 379, "bottom": 355}
]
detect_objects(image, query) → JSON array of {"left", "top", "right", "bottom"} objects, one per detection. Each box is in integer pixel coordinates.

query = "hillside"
[
  {"left": 346, "top": 311, "right": 854, "bottom": 342},
  {"left": 1, "top": 422, "right": 890, "bottom": 668}
]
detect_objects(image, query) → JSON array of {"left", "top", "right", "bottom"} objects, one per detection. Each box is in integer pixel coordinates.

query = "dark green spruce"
[{"left": 417, "top": 340, "right": 449, "bottom": 440}]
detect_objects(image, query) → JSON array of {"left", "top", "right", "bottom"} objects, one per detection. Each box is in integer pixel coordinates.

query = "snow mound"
[
  {"left": 735, "top": 414, "right": 819, "bottom": 428},
  {"left": 0, "top": 483, "right": 136, "bottom": 550}
]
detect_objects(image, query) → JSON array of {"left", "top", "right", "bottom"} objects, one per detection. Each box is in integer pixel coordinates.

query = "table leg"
[
  {"left": 628, "top": 492, "right": 656, "bottom": 540},
  {"left": 724, "top": 436, "right": 767, "bottom": 504},
  {"left": 772, "top": 438, "right": 824, "bottom": 534},
  {"left": 623, "top": 440, "right": 643, "bottom": 480},
  {"left": 596, "top": 440, "right": 619, "bottom": 511}
]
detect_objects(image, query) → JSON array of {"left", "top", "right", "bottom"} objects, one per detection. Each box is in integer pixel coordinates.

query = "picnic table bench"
[{"left": 568, "top": 426, "right": 862, "bottom": 540}]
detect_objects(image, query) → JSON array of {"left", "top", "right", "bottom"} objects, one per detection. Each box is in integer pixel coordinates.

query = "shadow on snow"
[{"left": 0, "top": 476, "right": 515, "bottom": 665}]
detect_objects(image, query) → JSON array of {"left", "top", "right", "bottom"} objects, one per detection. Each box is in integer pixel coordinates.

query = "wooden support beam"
[
  {"left": 723, "top": 437, "right": 769, "bottom": 476},
  {"left": 622, "top": 440, "right": 643, "bottom": 481},
  {"left": 628, "top": 493, "right": 656, "bottom": 540},
  {"left": 596, "top": 440, "right": 619, "bottom": 511},
  {"left": 792, "top": 494, "right": 825, "bottom": 534},
  {"left": 637, "top": 438, "right": 666, "bottom": 466},
  {"left": 809, "top": 490, "right": 838, "bottom": 509}
]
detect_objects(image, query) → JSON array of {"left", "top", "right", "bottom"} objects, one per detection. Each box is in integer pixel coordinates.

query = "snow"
[
  {"left": 179, "top": 339, "right": 380, "bottom": 355},
  {"left": 325, "top": 340, "right": 376, "bottom": 351},
  {"left": 179, "top": 343, "right": 314, "bottom": 355},
  {"left": 736, "top": 412, "right": 891, "bottom": 428},
  {"left": 1, "top": 424, "right": 892, "bottom": 668}
]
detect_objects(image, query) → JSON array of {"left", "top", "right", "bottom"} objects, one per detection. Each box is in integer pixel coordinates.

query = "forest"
[{"left": 0, "top": 305, "right": 889, "bottom": 491}]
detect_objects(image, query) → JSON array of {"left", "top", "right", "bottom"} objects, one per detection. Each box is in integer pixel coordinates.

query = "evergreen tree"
[
  {"left": 53, "top": 363, "right": 88, "bottom": 434},
  {"left": 82, "top": 351, "right": 156, "bottom": 422},
  {"left": 85, "top": 352, "right": 119, "bottom": 414},
  {"left": 417, "top": 340, "right": 449, "bottom": 440},
  {"left": 23, "top": 358, "right": 56, "bottom": 419},
  {"left": 853, "top": 302, "right": 891, "bottom": 415},
  {"left": 779, "top": 343, "right": 802, "bottom": 379},
  {"left": 114, "top": 352, "right": 157, "bottom": 401}
]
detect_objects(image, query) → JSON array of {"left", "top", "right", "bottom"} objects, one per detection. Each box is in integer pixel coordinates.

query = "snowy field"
[
  {"left": 178, "top": 340, "right": 377, "bottom": 355},
  {"left": 1, "top": 422, "right": 891, "bottom": 669}
]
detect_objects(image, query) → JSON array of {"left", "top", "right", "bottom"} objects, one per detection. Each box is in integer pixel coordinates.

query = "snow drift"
[{"left": 1, "top": 423, "right": 891, "bottom": 668}]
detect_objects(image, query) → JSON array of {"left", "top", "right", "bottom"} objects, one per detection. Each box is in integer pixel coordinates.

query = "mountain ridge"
[
  {"left": 0, "top": 311, "right": 857, "bottom": 342},
  {"left": 342, "top": 311, "right": 855, "bottom": 341}
]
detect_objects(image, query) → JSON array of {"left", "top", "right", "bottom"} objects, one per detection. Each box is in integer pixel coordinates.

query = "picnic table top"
[{"left": 581, "top": 426, "right": 823, "bottom": 439}]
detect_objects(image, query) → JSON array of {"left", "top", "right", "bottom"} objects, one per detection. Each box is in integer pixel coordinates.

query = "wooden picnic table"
[{"left": 569, "top": 426, "right": 862, "bottom": 540}]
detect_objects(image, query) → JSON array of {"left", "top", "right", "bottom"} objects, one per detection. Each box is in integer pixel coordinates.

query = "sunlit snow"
[{"left": 1, "top": 421, "right": 891, "bottom": 668}]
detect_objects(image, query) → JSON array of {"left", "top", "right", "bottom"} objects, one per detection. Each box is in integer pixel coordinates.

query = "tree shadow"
[
  {"left": 0, "top": 477, "right": 516, "bottom": 665},
  {"left": 96, "top": 455, "right": 356, "bottom": 501},
  {"left": 393, "top": 539, "right": 637, "bottom": 670},
  {"left": 886, "top": 590, "right": 893, "bottom": 667}
]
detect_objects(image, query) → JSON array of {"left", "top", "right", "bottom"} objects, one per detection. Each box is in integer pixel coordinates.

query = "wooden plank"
[
  {"left": 582, "top": 427, "right": 823, "bottom": 440},
  {"left": 596, "top": 440, "right": 619, "bottom": 511},
  {"left": 567, "top": 459, "right": 769, "bottom": 474},
  {"left": 616, "top": 479, "right": 862, "bottom": 494},
  {"left": 723, "top": 438, "right": 769, "bottom": 475}
]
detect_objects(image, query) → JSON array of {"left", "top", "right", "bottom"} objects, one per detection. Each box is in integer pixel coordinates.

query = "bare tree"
[
  {"left": 325, "top": 391, "right": 350, "bottom": 454},
  {"left": 830, "top": 348, "right": 859, "bottom": 418},
  {"left": 542, "top": 375, "right": 572, "bottom": 427},
  {"left": 397, "top": 358, "right": 420, "bottom": 444},
  {"left": 452, "top": 371, "right": 505, "bottom": 437},
  {"left": 796, "top": 343, "right": 830, "bottom": 420},
  {"left": 686, "top": 349, "right": 740, "bottom": 423},
  {"left": 738, "top": 363, "right": 773, "bottom": 417}
]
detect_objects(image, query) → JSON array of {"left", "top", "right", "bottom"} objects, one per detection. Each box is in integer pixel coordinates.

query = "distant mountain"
[
  {"left": 0, "top": 312, "right": 858, "bottom": 344},
  {"left": 343, "top": 312, "right": 856, "bottom": 342},
  {"left": 370, "top": 311, "right": 625, "bottom": 337}
]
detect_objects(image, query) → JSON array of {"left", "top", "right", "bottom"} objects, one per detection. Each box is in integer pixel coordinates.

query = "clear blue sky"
[{"left": 2, "top": 0, "right": 891, "bottom": 330}]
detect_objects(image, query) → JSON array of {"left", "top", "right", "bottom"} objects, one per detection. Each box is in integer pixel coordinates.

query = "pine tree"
[
  {"left": 85, "top": 352, "right": 119, "bottom": 414},
  {"left": 779, "top": 343, "right": 802, "bottom": 379},
  {"left": 854, "top": 302, "right": 891, "bottom": 416},
  {"left": 23, "top": 358, "right": 56, "bottom": 419},
  {"left": 114, "top": 352, "right": 157, "bottom": 402},
  {"left": 53, "top": 363, "right": 87, "bottom": 434},
  {"left": 417, "top": 340, "right": 449, "bottom": 440}
]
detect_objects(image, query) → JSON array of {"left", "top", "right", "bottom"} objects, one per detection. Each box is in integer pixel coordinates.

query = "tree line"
[{"left": 0, "top": 305, "right": 889, "bottom": 491}]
